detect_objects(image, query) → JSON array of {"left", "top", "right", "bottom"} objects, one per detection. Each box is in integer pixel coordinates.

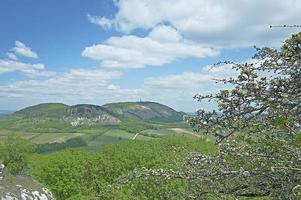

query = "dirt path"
[
  {"left": 132, "top": 132, "right": 140, "bottom": 140},
  {"left": 168, "top": 128, "right": 200, "bottom": 138}
]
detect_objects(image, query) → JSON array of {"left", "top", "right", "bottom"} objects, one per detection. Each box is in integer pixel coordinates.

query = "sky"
[{"left": 0, "top": 0, "right": 300, "bottom": 112}]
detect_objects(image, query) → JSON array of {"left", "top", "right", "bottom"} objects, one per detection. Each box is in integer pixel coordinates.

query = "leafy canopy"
[{"left": 187, "top": 32, "right": 301, "bottom": 142}]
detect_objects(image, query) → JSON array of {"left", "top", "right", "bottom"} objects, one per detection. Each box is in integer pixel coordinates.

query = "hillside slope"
[
  {"left": 103, "top": 101, "right": 185, "bottom": 122},
  {"left": 16, "top": 103, "right": 69, "bottom": 117},
  {"left": 0, "top": 102, "right": 184, "bottom": 133},
  {"left": 14, "top": 103, "right": 120, "bottom": 127},
  {"left": 65, "top": 104, "right": 120, "bottom": 126}
]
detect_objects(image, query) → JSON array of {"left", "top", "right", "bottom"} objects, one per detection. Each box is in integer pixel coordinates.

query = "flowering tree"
[
  {"left": 110, "top": 33, "right": 301, "bottom": 199},
  {"left": 187, "top": 32, "right": 301, "bottom": 143}
]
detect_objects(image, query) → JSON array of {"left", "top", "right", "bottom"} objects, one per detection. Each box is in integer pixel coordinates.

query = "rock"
[
  {"left": 0, "top": 163, "right": 54, "bottom": 200},
  {"left": 0, "top": 163, "right": 4, "bottom": 181}
]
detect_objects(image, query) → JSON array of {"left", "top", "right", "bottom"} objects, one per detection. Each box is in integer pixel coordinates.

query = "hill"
[
  {"left": 0, "top": 101, "right": 193, "bottom": 152},
  {"left": 16, "top": 103, "right": 69, "bottom": 117},
  {"left": 103, "top": 101, "right": 184, "bottom": 122},
  {"left": 65, "top": 104, "right": 120, "bottom": 126},
  {"left": 0, "top": 101, "right": 185, "bottom": 134},
  {"left": 6, "top": 101, "right": 184, "bottom": 125},
  {"left": 14, "top": 103, "right": 120, "bottom": 127}
]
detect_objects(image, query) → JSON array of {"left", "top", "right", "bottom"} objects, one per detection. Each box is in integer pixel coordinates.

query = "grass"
[
  {"left": 30, "top": 133, "right": 85, "bottom": 144},
  {"left": 0, "top": 111, "right": 202, "bottom": 152},
  {"left": 85, "top": 129, "right": 149, "bottom": 150},
  {"left": 0, "top": 124, "right": 200, "bottom": 150}
]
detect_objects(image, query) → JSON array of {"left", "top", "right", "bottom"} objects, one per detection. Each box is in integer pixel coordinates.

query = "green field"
[
  {"left": 30, "top": 132, "right": 84, "bottom": 144},
  {"left": 0, "top": 125, "right": 200, "bottom": 151}
]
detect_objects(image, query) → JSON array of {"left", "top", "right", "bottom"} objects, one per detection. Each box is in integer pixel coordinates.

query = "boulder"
[{"left": 0, "top": 163, "right": 54, "bottom": 200}]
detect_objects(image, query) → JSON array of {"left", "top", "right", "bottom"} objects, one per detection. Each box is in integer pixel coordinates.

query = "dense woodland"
[{"left": 0, "top": 33, "right": 301, "bottom": 199}]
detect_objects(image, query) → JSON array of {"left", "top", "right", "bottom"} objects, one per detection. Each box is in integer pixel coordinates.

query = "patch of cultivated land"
[
  {"left": 30, "top": 132, "right": 84, "bottom": 144},
  {"left": 85, "top": 129, "right": 156, "bottom": 150},
  {"left": 87, "top": 129, "right": 134, "bottom": 148},
  {"left": 167, "top": 128, "right": 200, "bottom": 137},
  {"left": 139, "top": 128, "right": 199, "bottom": 138}
]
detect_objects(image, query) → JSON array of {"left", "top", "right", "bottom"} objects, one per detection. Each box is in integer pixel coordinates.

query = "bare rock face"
[
  {"left": 64, "top": 104, "right": 121, "bottom": 126},
  {"left": 0, "top": 163, "right": 54, "bottom": 200}
]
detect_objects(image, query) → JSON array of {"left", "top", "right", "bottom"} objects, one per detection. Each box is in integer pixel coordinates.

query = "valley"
[{"left": 0, "top": 101, "right": 196, "bottom": 151}]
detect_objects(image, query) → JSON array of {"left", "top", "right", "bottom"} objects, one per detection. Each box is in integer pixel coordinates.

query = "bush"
[{"left": 0, "top": 135, "right": 34, "bottom": 175}]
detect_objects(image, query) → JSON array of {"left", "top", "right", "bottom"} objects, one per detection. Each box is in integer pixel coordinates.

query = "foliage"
[
  {"left": 186, "top": 32, "right": 301, "bottom": 143},
  {"left": 123, "top": 136, "right": 301, "bottom": 199},
  {"left": 35, "top": 138, "right": 87, "bottom": 153},
  {"left": 0, "top": 135, "right": 35, "bottom": 175},
  {"left": 117, "top": 32, "right": 301, "bottom": 199},
  {"left": 31, "top": 137, "right": 215, "bottom": 199}
]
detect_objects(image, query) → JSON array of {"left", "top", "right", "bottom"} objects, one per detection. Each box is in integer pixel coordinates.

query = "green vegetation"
[
  {"left": 0, "top": 135, "right": 34, "bottom": 175},
  {"left": 30, "top": 137, "right": 215, "bottom": 199},
  {"left": 2, "top": 33, "right": 301, "bottom": 199},
  {"left": 103, "top": 101, "right": 185, "bottom": 122},
  {"left": 0, "top": 101, "right": 191, "bottom": 156}
]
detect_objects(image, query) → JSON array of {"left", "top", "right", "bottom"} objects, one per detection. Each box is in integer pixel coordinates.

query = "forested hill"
[
  {"left": 103, "top": 101, "right": 185, "bottom": 122},
  {"left": 0, "top": 102, "right": 185, "bottom": 129}
]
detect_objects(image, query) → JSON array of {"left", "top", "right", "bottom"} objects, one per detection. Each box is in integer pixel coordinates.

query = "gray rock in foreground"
[{"left": 0, "top": 163, "right": 54, "bottom": 200}]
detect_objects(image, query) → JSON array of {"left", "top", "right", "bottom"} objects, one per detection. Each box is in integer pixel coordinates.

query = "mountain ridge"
[{"left": 1, "top": 101, "right": 185, "bottom": 130}]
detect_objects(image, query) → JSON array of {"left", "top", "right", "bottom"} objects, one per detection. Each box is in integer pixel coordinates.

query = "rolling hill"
[
  {"left": 0, "top": 101, "right": 194, "bottom": 152},
  {"left": 12, "top": 103, "right": 121, "bottom": 127},
  {"left": 0, "top": 101, "right": 185, "bottom": 132},
  {"left": 103, "top": 101, "right": 184, "bottom": 122}
]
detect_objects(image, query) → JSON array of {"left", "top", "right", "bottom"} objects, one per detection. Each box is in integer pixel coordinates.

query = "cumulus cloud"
[
  {"left": 12, "top": 41, "right": 38, "bottom": 59},
  {"left": 107, "top": 84, "right": 121, "bottom": 90},
  {"left": 82, "top": 25, "right": 218, "bottom": 68},
  {"left": 0, "top": 59, "right": 54, "bottom": 78},
  {"left": 6, "top": 52, "right": 18, "bottom": 60},
  {"left": 148, "top": 25, "right": 182, "bottom": 43},
  {"left": 0, "top": 41, "right": 55, "bottom": 78},
  {"left": 0, "top": 68, "right": 122, "bottom": 98},
  {"left": 144, "top": 63, "right": 235, "bottom": 91},
  {"left": 92, "top": 0, "right": 301, "bottom": 47},
  {"left": 87, "top": 14, "right": 113, "bottom": 30},
  {"left": 142, "top": 63, "right": 239, "bottom": 111},
  {"left": 0, "top": 68, "right": 148, "bottom": 105}
]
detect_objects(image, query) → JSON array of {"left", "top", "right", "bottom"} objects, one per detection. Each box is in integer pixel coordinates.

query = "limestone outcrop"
[{"left": 0, "top": 163, "right": 54, "bottom": 200}]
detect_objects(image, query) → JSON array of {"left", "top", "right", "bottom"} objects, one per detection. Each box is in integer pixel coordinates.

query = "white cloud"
[
  {"left": 141, "top": 63, "right": 237, "bottom": 111},
  {"left": 12, "top": 41, "right": 38, "bottom": 59},
  {"left": 0, "top": 59, "right": 54, "bottom": 78},
  {"left": 0, "top": 68, "right": 147, "bottom": 105},
  {"left": 0, "top": 68, "right": 117, "bottom": 97},
  {"left": 148, "top": 25, "right": 182, "bottom": 43},
  {"left": 0, "top": 41, "right": 55, "bottom": 78},
  {"left": 82, "top": 25, "right": 218, "bottom": 69},
  {"left": 107, "top": 84, "right": 120, "bottom": 90},
  {"left": 144, "top": 63, "right": 235, "bottom": 91},
  {"left": 93, "top": 0, "right": 301, "bottom": 48},
  {"left": 6, "top": 52, "right": 18, "bottom": 60},
  {"left": 87, "top": 14, "right": 113, "bottom": 30}
]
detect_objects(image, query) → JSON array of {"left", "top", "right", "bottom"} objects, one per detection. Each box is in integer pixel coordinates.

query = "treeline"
[{"left": 35, "top": 138, "right": 87, "bottom": 153}]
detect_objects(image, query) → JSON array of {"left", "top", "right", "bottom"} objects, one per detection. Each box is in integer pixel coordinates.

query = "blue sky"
[{"left": 0, "top": 0, "right": 299, "bottom": 111}]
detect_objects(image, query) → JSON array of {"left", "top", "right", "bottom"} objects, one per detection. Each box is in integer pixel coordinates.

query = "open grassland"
[
  {"left": 0, "top": 116, "right": 202, "bottom": 151},
  {"left": 85, "top": 129, "right": 154, "bottom": 150},
  {"left": 30, "top": 132, "right": 85, "bottom": 144},
  {"left": 0, "top": 125, "right": 202, "bottom": 149}
]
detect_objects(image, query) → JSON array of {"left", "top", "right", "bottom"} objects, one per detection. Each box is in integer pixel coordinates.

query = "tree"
[
  {"left": 186, "top": 32, "right": 301, "bottom": 143},
  {"left": 115, "top": 33, "right": 301, "bottom": 199},
  {"left": 0, "top": 135, "right": 34, "bottom": 175}
]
